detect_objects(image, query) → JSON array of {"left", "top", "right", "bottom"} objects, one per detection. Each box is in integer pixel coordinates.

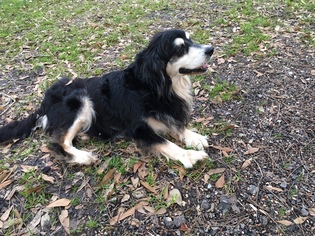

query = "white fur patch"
[
  {"left": 174, "top": 38, "right": 185, "bottom": 46},
  {"left": 155, "top": 140, "right": 208, "bottom": 168},
  {"left": 185, "top": 31, "right": 190, "bottom": 39},
  {"left": 170, "top": 74, "right": 193, "bottom": 109}
]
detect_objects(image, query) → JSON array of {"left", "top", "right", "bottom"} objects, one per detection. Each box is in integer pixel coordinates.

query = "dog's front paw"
[
  {"left": 182, "top": 129, "right": 209, "bottom": 150},
  {"left": 182, "top": 150, "right": 209, "bottom": 168},
  {"left": 68, "top": 150, "right": 99, "bottom": 165}
]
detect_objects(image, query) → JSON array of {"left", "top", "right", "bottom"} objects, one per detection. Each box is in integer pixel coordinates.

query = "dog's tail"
[{"left": 0, "top": 110, "right": 42, "bottom": 143}]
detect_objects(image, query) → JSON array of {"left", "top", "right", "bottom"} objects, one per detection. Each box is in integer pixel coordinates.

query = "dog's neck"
[{"left": 170, "top": 74, "right": 193, "bottom": 110}]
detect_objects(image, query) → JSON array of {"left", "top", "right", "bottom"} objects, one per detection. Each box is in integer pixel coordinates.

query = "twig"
[{"left": 0, "top": 92, "right": 16, "bottom": 116}]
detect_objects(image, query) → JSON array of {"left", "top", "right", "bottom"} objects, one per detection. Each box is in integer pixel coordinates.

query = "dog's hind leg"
[{"left": 55, "top": 96, "right": 98, "bottom": 165}]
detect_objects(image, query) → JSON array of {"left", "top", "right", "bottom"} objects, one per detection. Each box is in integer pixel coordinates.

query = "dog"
[{"left": 0, "top": 29, "right": 214, "bottom": 168}]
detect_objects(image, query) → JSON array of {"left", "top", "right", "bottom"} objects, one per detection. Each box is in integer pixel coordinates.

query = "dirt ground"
[{"left": 1, "top": 1, "right": 315, "bottom": 236}]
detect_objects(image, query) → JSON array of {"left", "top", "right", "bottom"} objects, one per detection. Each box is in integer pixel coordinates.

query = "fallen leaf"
[
  {"left": 204, "top": 173, "right": 210, "bottom": 183},
  {"left": 163, "top": 183, "right": 169, "bottom": 200},
  {"left": 244, "top": 147, "right": 259, "bottom": 155},
  {"left": 131, "top": 176, "right": 139, "bottom": 187},
  {"left": 211, "top": 145, "right": 233, "bottom": 152},
  {"left": 309, "top": 208, "right": 315, "bottom": 216},
  {"left": 222, "top": 150, "right": 229, "bottom": 157},
  {"left": 119, "top": 54, "right": 129, "bottom": 60},
  {"left": 98, "top": 168, "right": 116, "bottom": 186},
  {"left": 28, "top": 209, "right": 42, "bottom": 231},
  {"left": 293, "top": 216, "right": 308, "bottom": 225},
  {"left": 41, "top": 174, "right": 55, "bottom": 184},
  {"left": 143, "top": 205, "right": 156, "bottom": 214},
  {"left": 135, "top": 201, "right": 149, "bottom": 210},
  {"left": 41, "top": 212, "right": 50, "bottom": 230},
  {"left": 110, "top": 207, "right": 125, "bottom": 225},
  {"left": 12, "top": 209, "right": 23, "bottom": 230},
  {"left": 140, "top": 180, "right": 158, "bottom": 195},
  {"left": 155, "top": 207, "right": 167, "bottom": 215},
  {"left": 217, "top": 58, "right": 225, "bottom": 65},
  {"left": 121, "top": 194, "right": 130, "bottom": 203},
  {"left": 114, "top": 172, "right": 122, "bottom": 184},
  {"left": 133, "top": 161, "right": 143, "bottom": 173},
  {"left": 20, "top": 165, "right": 38, "bottom": 172},
  {"left": 104, "top": 182, "right": 115, "bottom": 200},
  {"left": 0, "top": 180, "right": 12, "bottom": 190},
  {"left": 277, "top": 220, "right": 293, "bottom": 226},
  {"left": 26, "top": 185, "right": 43, "bottom": 194},
  {"left": 46, "top": 198, "right": 71, "bottom": 208},
  {"left": 59, "top": 210, "right": 70, "bottom": 234},
  {"left": 97, "top": 161, "right": 108, "bottom": 174},
  {"left": 137, "top": 163, "right": 148, "bottom": 179},
  {"left": 0, "top": 206, "right": 13, "bottom": 221},
  {"left": 40, "top": 144, "right": 50, "bottom": 153},
  {"left": 265, "top": 185, "right": 283, "bottom": 192},
  {"left": 110, "top": 206, "right": 136, "bottom": 225},
  {"left": 207, "top": 168, "right": 226, "bottom": 175},
  {"left": 215, "top": 174, "right": 225, "bottom": 188},
  {"left": 0, "top": 170, "right": 10, "bottom": 183},
  {"left": 241, "top": 158, "right": 252, "bottom": 169},
  {"left": 168, "top": 189, "right": 184, "bottom": 206},
  {"left": 1, "top": 142, "right": 14, "bottom": 154}
]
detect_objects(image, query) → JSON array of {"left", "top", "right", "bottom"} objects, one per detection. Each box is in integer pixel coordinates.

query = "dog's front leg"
[
  {"left": 154, "top": 140, "right": 208, "bottom": 168},
  {"left": 134, "top": 123, "right": 208, "bottom": 168}
]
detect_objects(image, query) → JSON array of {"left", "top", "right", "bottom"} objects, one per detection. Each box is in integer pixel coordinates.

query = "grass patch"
[{"left": 202, "top": 79, "right": 240, "bottom": 103}]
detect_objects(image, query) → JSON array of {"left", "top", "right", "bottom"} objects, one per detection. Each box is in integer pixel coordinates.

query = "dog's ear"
[{"left": 134, "top": 49, "right": 171, "bottom": 98}]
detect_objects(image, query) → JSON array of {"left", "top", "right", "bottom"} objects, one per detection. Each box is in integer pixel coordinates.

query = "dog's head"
[
  {"left": 147, "top": 29, "right": 214, "bottom": 77},
  {"left": 132, "top": 29, "right": 214, "bottom": 96}
]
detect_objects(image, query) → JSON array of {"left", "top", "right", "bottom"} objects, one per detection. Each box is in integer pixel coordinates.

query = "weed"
[
  {"left": 108, "top": 156, "right": 126, "bottom": 174},
  {"left": 209, "top": 173, "right": 220, "bottom": 182},
  {"left": 233, "top": 170, "right": 243, "bottom": 182},
  {"left": 289, "top": 187, "right": 298, "bottom": 196},
  {"left": 148, "top": 192, "right": 176, "bottom": 210},
  {"left": 146, "top": 165, "right": 155, "bottom": 186},
  {"left": 86, "top": 216, "right": 99, "bottom": 228},
  {"left": 278, "top": 208, "right": 287, "bottom": 218}
]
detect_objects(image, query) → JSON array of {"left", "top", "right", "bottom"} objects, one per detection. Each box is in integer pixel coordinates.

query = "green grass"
[
  {"left": 86, "top": 216, "right": 99, "bottom": 228},
  {"left": 1, "top": 0, "right": 314, "bottom": 234}
]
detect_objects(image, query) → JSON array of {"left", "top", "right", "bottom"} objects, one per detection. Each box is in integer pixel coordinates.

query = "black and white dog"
[{"left": 0, "top": 29, "right": 214, "bottom": 168}]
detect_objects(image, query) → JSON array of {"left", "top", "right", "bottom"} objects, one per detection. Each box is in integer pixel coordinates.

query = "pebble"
[
  {"left": 173, "top": 215, "right": 186, "bottom": 227},
  {"left": 164, "top": 217, "right": 173, "bottom": 228},
  {"left": 201, "top": 199, "right": 210, "bottom": 210},
  {"left": 301, "top": 208, "right": 309, "bottom": 216},
  {"left": 260, "top": 215, "right": 268, "bottom": 225},
  {"left": 280, "top": 182, "right": 287, "bottom": 188},
  {"left": 248, "top": 185, "right": 258, "bottom": 195}
]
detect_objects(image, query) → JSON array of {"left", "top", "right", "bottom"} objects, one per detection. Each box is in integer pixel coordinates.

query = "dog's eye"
[{"left": 177, "top": 43, "right": 185, "bottom": 50}]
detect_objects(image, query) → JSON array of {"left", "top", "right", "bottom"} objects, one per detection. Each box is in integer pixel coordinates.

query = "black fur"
[{"left": 0, "top": 29, "right": 214, "bottom": 166}]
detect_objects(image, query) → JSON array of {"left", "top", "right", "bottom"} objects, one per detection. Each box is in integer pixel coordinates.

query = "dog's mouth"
[{"left": 179, "top": 64, "right": 209, "bottom": 75}]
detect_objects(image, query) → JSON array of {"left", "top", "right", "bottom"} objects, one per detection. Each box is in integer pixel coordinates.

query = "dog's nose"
[{"left": 205, "top": 46, "right": 214, "bottom": 56}]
